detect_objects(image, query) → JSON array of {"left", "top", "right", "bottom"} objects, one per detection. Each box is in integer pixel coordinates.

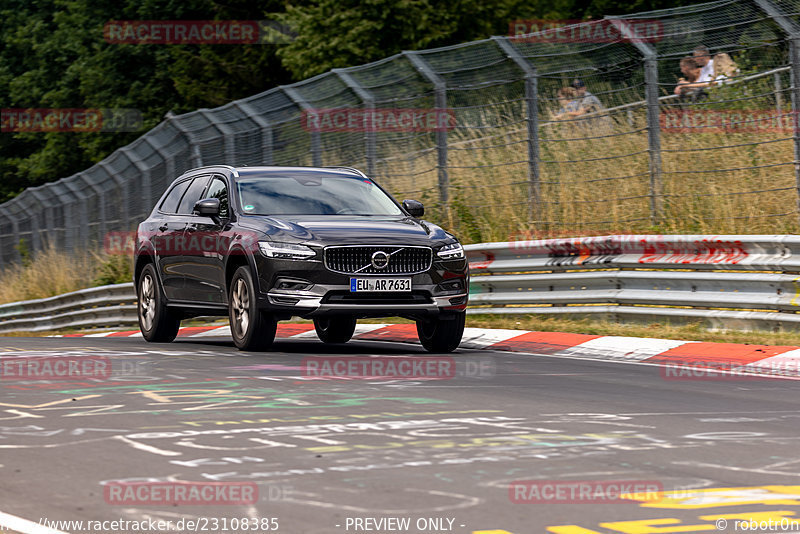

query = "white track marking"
[
  {"left": 558, "top": 336, "right": 696, "bottom": 361},
  {"left": 459, "top": 328, "right": 528, "bottom": 349},
  {"left": 189, "top": 325, "right": 232, "bottom": 337}
]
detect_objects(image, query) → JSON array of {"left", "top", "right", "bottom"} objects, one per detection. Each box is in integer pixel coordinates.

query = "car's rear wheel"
[
  {"left": 314, "top": 316, "right": 357, "bottom": 344},
  {"left": 138, "top": 263, "right": 181, "bottom": 342},
  {"left": 229, "top": 266, "right": 277, "bottom": 351},
  {"left": 416, "top": 312, "right": 465, "bottom": 353}
]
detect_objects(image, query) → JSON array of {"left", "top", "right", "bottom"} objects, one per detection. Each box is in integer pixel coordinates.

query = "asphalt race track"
[{"left": 1, "top": 334, "right": 800, "bottom": 534}]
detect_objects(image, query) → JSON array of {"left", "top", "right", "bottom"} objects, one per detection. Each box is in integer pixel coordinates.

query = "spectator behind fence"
[
  {"left": 551, "top": 86, "right": 581, "bottom": 120},
  {"left": 713, "top": 52, "right": 740, "bottom": 83},
  {"left": 674, "top": 57, "right": 709, "bottom": 100},
  {"left": 693, "top": 44, "right": 715, "bottom": 83},
  {"left": 571, "top": 79, "right": 605, "bottom": 115}
]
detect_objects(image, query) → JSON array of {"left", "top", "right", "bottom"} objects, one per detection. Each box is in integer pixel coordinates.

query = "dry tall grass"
[
  {"left": 0, "top": 246, "right": 131, "bottom": 304},
  {"left": 377, "top": 104, "right": 799, "bottom": 243}
]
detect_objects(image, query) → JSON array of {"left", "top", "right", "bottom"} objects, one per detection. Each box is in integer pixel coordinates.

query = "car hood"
[{"left": 237, "top": 215, "right": 451, "bottom": 246}]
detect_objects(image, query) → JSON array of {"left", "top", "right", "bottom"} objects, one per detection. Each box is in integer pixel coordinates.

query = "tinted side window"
[
  {"left": 177, "top": 176, "right": 211, "bottom": 215},
  {"left": 205, "top": 177, "right": 229, "bottom": 218},
  {"left": 159, "top": 179, "right": 192, "bottom": 213}
]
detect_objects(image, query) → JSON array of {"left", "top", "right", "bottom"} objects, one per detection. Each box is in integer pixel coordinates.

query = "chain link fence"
[{"left": 3, "top": 0, "right": 800, "bottom": 266}]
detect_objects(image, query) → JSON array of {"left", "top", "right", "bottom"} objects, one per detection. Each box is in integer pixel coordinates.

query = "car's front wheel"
[
  {"left": 314, "top": 316, "right": 357, "bottom": 344},
  {"left": 229, "top": 266, "right": 277, "bottom": 351},
  {"left": 416, "top": 312, "right": 465, "bottom": 353},
  {"left": 138, "top": 263, "right": 181, "bottom": 342}
]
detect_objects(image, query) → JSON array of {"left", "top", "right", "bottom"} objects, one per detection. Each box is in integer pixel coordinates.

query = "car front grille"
[{"left": 324, "top": 246, "right": 432, "bottom": 275}]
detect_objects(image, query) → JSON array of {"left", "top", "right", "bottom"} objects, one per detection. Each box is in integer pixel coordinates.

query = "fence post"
[
  {"left": 63, "top": 179, "right": 93, "bottom": 250},
  {"left": 170, "top": 116, "right": 204, "bottom": 167},
  {"left": 754, "top": 0, "right": 800, "bottom": 226},
  {"left": 232, "top": 100, "right": 274, "bottom": 165},
  {"left": 334, "top": 68, "right": 377, "bottom": 177},
  {"left": 198, "top": 109, "right": 236, "bottom": 166},
  {"left": 607, "top": 17, "right": 664, "bottom": 225},
  {"left": 22, "top": 193, "right": 42, "bottom": 254},
  {"left": 98, "top": 161, "right": 130, "bottom": 232},
  {"left": 283, "top": 86, "right": 322, "bottom": 167},
  {"left": 405, "top": 51, "right": 449, "bottom": 205},
  {"left": 121, "top": 147, "right": 152, "bottom": 224},
  {"left": 0, "top": 206, "right": 19, "bottom": 264},
  {"left": 775, "top": 71, "right": 783, "bottom": 115},
  {"left": 790, "top": 39, "right": 800, "bottom": 225},
  {"left": 493, "top": 37, "right": 540, "bottom": 224},
  {"left": 30, "top": 190, "right": 56, "bottom": 252}
]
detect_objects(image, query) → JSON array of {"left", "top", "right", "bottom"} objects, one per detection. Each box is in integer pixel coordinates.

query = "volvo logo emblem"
[{"left": 371, "top": 251, "right": 390, "bottom": 270}]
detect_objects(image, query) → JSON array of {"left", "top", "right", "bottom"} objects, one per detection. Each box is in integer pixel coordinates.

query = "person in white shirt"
[{"left": 693, "top": 45, "right": 715, "bottom": 83}]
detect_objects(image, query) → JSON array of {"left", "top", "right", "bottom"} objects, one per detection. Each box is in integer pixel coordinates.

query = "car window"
[
  {"left": 236, "top": 172, "right": 403, "bottom": 216},
  {"left": 159, "top": 179, "right": 192, "bottom": 214},
  {"left": 177, "top": 175, "right": 211, "bottom": 215},
  {"left": 205, "top": 176, "right": 229, "bottom": 218}
]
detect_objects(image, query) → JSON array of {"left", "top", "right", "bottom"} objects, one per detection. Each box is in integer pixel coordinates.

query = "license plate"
[{"left": 350, "top": 278, "right": 411, "bottom": 292}]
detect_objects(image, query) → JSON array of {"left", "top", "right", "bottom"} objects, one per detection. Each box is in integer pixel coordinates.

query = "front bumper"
[{"left": 253, "top": 254, "right": 468, "bottom": 319}]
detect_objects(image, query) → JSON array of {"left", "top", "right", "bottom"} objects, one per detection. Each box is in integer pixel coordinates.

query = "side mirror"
[
  {"left": 402, "top": 199, "right": 424, "bottom": 218},
  {"left": 194, "top": 198, "right": 221, "bottom": 217}
]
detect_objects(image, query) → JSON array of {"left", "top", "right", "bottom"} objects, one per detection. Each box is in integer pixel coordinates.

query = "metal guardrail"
[
  {"left": 3, "top": 234, "right": 800, "bottom": 334},
  {"left": 0, "top": 283, "right": 137, "bottom": 333},
  {"left": 465, "top": 235, "right": 800, "bottom": 331}
]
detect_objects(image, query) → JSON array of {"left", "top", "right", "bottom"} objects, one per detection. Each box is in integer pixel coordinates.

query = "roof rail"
[
  {"left": 325, "top": 166, "right": 368, "bottom": 178},
  {"left": 179, "top": 164, "right": 238, "bottom": 176}
]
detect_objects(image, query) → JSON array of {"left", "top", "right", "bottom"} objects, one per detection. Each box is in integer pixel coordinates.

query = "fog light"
[
  {"left": 438, "top": 280, "right": 464, "bottom": 292},
  {"left": 274, "top": 278, "right": 313, "bottom": 291}
]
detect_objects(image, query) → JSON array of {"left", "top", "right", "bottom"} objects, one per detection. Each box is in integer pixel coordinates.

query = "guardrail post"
[
  {"left": 405, "top": 51, "right": 449, "bottom": 205},
  {"left": 334, "top": 69, "right": 377, "bottom": 177},
  {"left": 232, "top": 100, "right": 275, "bottom": 165},
  {"left": 283, "top": 86, "right": 322, "bottom": 167},
  {"left": 606, "top": 17, "right": 664, "bottom": 225},
  {"left": 754, "top": 0, "right": 800, "bottom": 226},
  {"left": 494, "top": 37, "right": 541, "bottom": 224}
]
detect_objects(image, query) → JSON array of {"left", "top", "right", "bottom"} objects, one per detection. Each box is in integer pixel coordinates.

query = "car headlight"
[
  {"left": 437, "top": 242, "right": 465, "bottom": 260},
  {"left": 258, "top": 241, "right": 316, "bottom": 260}
]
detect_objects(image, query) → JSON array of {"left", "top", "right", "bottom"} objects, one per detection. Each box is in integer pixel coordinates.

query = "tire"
[
  {"left": 229, "top": 266, "right": 277, "bottom": 351},
  {"left": 416, "top": 312, "right": 465, "bottom": 353},
  {"left": 137, "top": 263, "right": 181, "bottom": 343},
  {"left": 314, "top": 316, "right": 357, "bottom": 344}
]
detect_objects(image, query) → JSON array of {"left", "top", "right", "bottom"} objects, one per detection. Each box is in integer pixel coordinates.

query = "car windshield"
[{"left": 236, "top": 172, "right": 404, "bottom": 216}]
